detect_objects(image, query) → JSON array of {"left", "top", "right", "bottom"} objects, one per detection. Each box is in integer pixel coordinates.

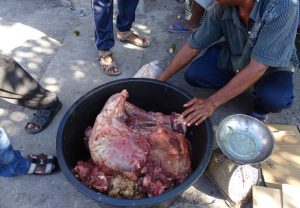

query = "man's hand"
[
  {"left": 180, "top": 59, "right": 268, "bottom": 127},
  {"left": 181, "top": 98, "right": 216, "bottom": 126}
]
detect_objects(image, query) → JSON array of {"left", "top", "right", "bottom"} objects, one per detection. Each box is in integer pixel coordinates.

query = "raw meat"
[
  {"left": 88, "top": 90, "right": 150, "bottom": 180},
  {"left": 74, "top": 160, "right": 109, "bottom": 192},
  {"left": 74, "top": 89, "right": 191, "bottom": 198},
  {"left": 142, "top": 127, "right": 191, "bottom": 196}
]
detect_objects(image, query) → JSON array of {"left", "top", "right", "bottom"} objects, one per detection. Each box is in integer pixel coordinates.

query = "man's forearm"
[
  {"left": 159, "top": 43, "right": 199, "bottom": 81},
  {"left": 207, "top": 59, "right": 268, "bottom": 108}
]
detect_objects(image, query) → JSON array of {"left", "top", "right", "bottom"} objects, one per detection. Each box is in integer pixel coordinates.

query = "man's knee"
[
  {"left": 259, "top": 93, "right": 293, "bottom": 112},
  {"left": 255, "top": 72, "right": 294, "bottom": 112},
  {"left": 255, "top": 80, "right": 294, "bottom": 113},
  {"left": 184, "top": 66, "right": 198, "bottom": 86},
  {"left": 184, "top": 61, "right": 210, "bottom": 87}
]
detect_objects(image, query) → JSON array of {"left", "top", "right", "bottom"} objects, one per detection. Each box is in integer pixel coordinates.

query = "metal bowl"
[{"left": 216, "top": 114, "right": 274, "bottom": 164}]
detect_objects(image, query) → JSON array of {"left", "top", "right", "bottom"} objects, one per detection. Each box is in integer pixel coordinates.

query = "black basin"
[{"left": 56, "top": 78, "right": 214, "bottom": 208}]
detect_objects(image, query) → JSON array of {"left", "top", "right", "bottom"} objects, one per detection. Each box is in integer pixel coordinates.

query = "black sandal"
[
  {"left": 26, "top": 154, "right": 59, "bottom": 175},
  {"left": 25, "top": 101, "right": 62, "bottom": 134}
]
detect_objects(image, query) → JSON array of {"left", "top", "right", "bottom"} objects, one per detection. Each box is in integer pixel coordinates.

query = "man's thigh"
[
  {"left": 184, "top": 44, "right": 235, "bottom": 88},
  {"left": 253, "top": 71, "right": 294, "bottom": 113}
]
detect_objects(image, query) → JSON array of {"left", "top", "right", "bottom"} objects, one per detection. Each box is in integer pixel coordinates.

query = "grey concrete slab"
[{"left": 0, "top": 0, "right": 299, "bottom": 208}]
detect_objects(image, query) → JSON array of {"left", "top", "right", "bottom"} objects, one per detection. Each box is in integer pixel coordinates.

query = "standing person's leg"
[
  {"left": 184, "top": 44, "right": 235, "bottom": 88},
  {"left": 116, "top": 0, "right": 139, "bottom": 32},
  {"left": 92, "top": 0, "right": 114, "bottom": 51},
  {"left": 0, "top": 128, "right": 57, "bottom": 177},
  {"left": 0, "top": 55, "right": 59, "bottom": 109},
  {"left": 0, "top": 56, "right": 62, "bottom": 134},
  {"left": 169, "top": 0, "right": 211, "bottom": 33},
  {"left": 116, "top": 0, "right": 150, "bottom": 48},
  {"left": 251, "top": 71, "right": 294, "bottom": 122},
  {"left": 184, "top": 0, "right": 193, "bottom": 20},
  {"left": 92, "top": 0, "right": 120, "bottom": 75},
  {"left": 186, "top": 1, "right": 206, "bottom": 30},
  {"left": 0, "top": 128, "right": 29, "bottom": 177}
]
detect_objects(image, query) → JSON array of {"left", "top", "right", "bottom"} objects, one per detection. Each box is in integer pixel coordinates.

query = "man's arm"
[
  {"left": 158, "top": 43, "right": 200, "bottom": 81},
  {"left": 182, "top": 58, "right": 268, "bottom": 126}
]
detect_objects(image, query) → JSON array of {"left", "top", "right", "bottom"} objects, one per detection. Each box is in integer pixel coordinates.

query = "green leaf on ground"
[
  {"left": 168, "top": 44, "right": 176, "bottom": 54},
  {"left": 73, "top": 30, "right": 80, "bottom": 37}
]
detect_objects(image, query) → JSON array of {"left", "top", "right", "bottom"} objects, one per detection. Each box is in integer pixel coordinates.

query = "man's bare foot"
[{"left": 169, "top": 2, "right": 206, "bottom": 33}]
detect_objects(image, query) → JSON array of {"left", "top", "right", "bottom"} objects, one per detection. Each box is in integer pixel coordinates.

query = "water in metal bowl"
[{"left": 216, "top": 114, "right": 274, "bottom": 164}]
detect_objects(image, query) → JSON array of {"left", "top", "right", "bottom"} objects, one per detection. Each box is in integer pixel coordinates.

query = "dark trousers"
[
  {"left": 0, "top": 55, "right": 58, "bottom": 110},
  {"left": 184, "top": 45, "right": 294, "bottom": 114},
  {"left": 92, "top": 0, "right": 139, "bottom": 50}
]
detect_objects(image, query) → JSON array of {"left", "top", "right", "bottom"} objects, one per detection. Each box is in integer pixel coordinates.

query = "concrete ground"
[{"left": 0, "top": 0, "right": 299, "bottom": 208}]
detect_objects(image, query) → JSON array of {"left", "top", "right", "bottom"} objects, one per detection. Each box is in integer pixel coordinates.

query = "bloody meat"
[{"left": 74, "top": 90, "right": 191, "bottom": 198}]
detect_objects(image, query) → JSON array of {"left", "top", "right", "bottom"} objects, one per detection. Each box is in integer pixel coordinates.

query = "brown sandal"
[
  {"left": 117, "top": 30, "right": 150, "bottom": 48},
  {"left": 98, "top": 50, "right": 121, "bottom": 76}
]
